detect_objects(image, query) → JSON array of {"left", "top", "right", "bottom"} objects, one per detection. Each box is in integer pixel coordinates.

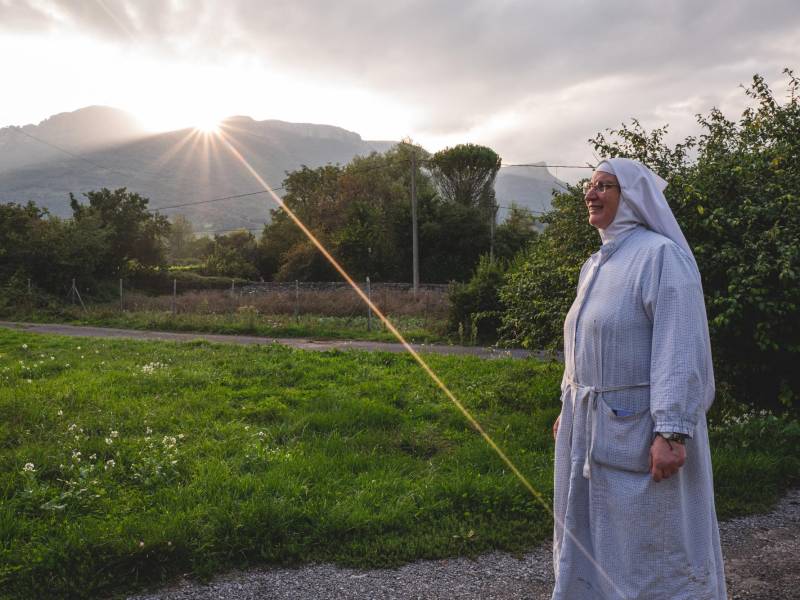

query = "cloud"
[{"left": 2, "top": 0, "right": 798, "bottom": 162}]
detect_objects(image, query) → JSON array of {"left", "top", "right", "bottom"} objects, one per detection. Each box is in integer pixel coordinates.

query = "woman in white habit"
[{"left": 551, "top": 158, "right": 726, "bottom": 599}]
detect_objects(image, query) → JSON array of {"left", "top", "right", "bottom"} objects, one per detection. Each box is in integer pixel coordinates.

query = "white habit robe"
[{"left": 552, "top": 225, "right": 727, "bottom": 599}]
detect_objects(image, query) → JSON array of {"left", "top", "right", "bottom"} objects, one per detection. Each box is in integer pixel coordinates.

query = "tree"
[
  {"left": 0, "top": 202, "right": 110, "bottom": 294},
  {"left": 501, "top": 69, "right": 800, "bottom": 410},
  {"left": 429, "top": 143, "right": 501, "bottom": 208},
  {"left": 494, "top": 205, "right": 539, "bottom": 261},
  {"left": 203, "top": 230, "right": 260, "bottom": 279},
  {"left": 69, "top": 187, "right": 170, "bottom": 276},
  {"left": 499, "top": 186, "right": 594, "bottom": 351},
  {"left": 166, "top": 214, "right": 197, "bottom": 261}
]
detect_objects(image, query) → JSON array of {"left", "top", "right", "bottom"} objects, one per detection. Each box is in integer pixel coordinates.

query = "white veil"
[{"left": 595, "top": 158, "right": 698, "bottom": 273}]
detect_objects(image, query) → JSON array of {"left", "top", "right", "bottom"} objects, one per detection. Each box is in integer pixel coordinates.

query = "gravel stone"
[{"left": 126, "top": 489, "right": 800, "bottom": 600}]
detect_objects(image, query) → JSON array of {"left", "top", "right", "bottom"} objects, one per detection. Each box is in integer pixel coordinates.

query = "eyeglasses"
[{"left": 582, "top": 181, "right": 620, "bottom": 194}]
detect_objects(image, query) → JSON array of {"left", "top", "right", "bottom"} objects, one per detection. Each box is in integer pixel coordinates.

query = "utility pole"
[
  {"left": 411, "top": 148, "right": 419, "bottom": 294},
  {"left": 489, "top": 201, "right": 497, "bottom": 262}
]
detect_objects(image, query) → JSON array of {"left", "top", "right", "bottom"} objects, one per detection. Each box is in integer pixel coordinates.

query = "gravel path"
[
  {"left": 0, "top": 321, "right": 538, "bottom": 360},
  {"left": 8, "top": 321, "right": 794, "bottom": 598},
  {"left": 126, "top": 489, "right": 800, "bottom": 600}
]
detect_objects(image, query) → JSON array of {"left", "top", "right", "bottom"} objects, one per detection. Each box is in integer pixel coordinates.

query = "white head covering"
[{"left": 594, "top": 158, "right": 697, "bottom": 271}]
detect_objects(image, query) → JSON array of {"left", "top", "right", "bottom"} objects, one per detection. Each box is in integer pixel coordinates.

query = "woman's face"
[{"left": 584, "top": 171, "right": 621, "bottom": 229}]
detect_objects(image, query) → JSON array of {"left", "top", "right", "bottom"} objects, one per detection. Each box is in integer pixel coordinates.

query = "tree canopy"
[{"left": 501, "top": 69, "right": 800, "bottom": 410}]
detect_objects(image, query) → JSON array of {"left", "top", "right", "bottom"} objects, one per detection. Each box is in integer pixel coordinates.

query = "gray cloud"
[{"left": 3, "top": 0, "right": 798, "bottom": 161}]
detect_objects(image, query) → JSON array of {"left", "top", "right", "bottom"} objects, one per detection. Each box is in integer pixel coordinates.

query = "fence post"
[
  {"left": 119, "top": 278, "right": 123, "bottom": 312},
  {"left": 172, "top": 278, "right": 177, "bottom": 316},
  {"left": 366, "top": 277, "right": 372, "bottom": 331},
  {"left": 294, "top": 280, "right": 300, "bottom": 322}
]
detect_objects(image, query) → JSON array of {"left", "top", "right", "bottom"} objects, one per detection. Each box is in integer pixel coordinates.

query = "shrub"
[{"left": 448, "top": 255, "right": 507, "bottom": 344}]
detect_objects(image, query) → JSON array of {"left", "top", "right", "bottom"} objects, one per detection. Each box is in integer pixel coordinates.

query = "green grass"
[
  {"left": 0, "top": 328, "right": 560, "bottom": 599},
  {"left": 0, "top": 328, "right": 797, "bottom": 599},
  {"left": 3, "top": 307, "right": 449, "bottom": 345}
]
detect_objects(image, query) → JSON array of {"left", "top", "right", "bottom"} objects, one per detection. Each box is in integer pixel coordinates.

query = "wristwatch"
[{"left": 657, "top": 431, "right": 687, "bottom": 445}]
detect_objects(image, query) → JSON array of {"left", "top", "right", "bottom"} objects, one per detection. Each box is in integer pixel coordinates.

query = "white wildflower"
[
  {"left": 57, "top": 409, "right": 63, "bottom": 416},
  {"left": 23, "top": 462, "right": 35, "bottom": 472},
  {"left": 105, "top": 437, "right": 113, "bottom": 445},
  {"left": 21, "top": 344, "right": 28, "bottom": 350},
  {"left": 105, "top": 459, "right": 115, "bottom": 470},
  {"left": 68, "top": 423, "right": 77, "bottom": 432},
  {"left": 110, "top": 430, "right": 119, "bottom": 438},
  {"left": 89, "top": 453, "right": 97, "bottom": 460}
]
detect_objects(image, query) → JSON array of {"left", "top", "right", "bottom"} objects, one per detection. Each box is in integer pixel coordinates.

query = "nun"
[{"left": 551, "top": 158, "right": 726, "bottom": 599}]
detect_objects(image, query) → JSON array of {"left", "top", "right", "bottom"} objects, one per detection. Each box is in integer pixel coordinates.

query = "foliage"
[
  {"left": 166, "top": 214, "right": 198, "bottom": 263},
  {"left": 69, "top": 187, "right": 170, "bottom": 276},
  {"left": 493, "top": 204, "right": 539, "bottom": 261},
  {"left": 1, "top": 329, "right": 796, "bottom": 598},
  {"left": 202, "top": 230, "right": 260, "bottom": 280},
  {"left": 500, "top": 69, "right": 800, "bottom": 409},
  {"left": 0, "top": 201, "right": 120, "bottom": 294},
  {"left": 0, "top": 328, "right": 562, "bottom": 598},
  {"left": 448, "top": 256, "right": 507, "bottom": 343},
  {"left": 499, "top": 186, "right": 595, "bottom": 351},
  {"left": 429, "top": 143, "right": 501, "bottom": 209}
]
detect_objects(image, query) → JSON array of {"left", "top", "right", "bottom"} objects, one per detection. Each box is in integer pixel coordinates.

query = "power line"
[
  {"left": 151, "top": 155, "right": 413, "bottom": 213},
  {"left": 5, "top": 126, "right": 584, "bottom": 217},
  {"left": 501, "top": 163, "right": 594, "bottom": 169},
  {"left": 153, "top": 188, "right": 284, "bottom": 212},
  {"left": 8, "top": 126, "right": 150, "bottom": 181},
  {"left": 496, "top": 204, "right": 548, "bottom": 215}
]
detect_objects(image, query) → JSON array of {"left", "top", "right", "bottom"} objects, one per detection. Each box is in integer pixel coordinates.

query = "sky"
[{"left": 2, "top": 0, "right": 799, "bottom": 180}]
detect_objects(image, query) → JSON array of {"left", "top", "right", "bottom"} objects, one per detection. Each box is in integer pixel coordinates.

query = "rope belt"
[{"left": 564, "top": 377, "right": 650, "bottom": 479}]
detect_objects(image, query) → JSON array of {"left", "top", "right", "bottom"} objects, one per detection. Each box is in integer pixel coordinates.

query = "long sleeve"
[{"left": 642, "top": 241, "right": 710, "bottom": 437}]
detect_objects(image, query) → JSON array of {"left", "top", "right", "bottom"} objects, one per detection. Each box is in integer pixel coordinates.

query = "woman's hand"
[
  {"left": 552, "top": 414, "right": 561, "bottom": 441},
  {"left": 649, "top": 435, "right": 686, "bottom": 482}
]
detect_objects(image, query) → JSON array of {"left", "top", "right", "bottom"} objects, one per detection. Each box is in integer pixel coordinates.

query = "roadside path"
[
  {"left": 0, "top": 321, "right": 540, "bottom": 360},
  {"left": 125, "top": 489, "right": 800, "bottom": 600}
]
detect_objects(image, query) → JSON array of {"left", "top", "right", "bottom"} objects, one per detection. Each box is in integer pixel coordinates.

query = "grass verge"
[
  {"left": 0, "top": 329, "right": 797, "bottom": 599},
  {"left": 2, "top": 307, "right": 449, "bottom": 345}
]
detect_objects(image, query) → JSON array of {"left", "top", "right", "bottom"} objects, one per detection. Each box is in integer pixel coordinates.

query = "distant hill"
[{"left": 0, "top": 106, "right": 564, "bottom": 232}]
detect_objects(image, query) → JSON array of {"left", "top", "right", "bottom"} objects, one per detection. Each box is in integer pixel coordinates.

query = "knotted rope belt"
[{"left": 564, "top": 377, "right": 650, "bottom": 479}]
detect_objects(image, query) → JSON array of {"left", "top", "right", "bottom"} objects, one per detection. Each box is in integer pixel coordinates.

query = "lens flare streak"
[{"left": 215, "top": 130, "right": 623, "bottom": 598}]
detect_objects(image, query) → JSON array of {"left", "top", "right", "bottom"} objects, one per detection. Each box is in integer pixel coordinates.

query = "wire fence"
[{"left": 8, "top": 277, "right": 451, "bottom": 324}]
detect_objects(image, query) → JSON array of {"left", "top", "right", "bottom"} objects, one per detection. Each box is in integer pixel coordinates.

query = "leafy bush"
[
  {"left": 448, "top": 255, "right": 507, "bottom": 343},
  {"left": 500, "top": 69, "right": 800, "bottom": 410}
]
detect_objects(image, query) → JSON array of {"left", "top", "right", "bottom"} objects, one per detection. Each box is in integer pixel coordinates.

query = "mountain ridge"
[{"left": 0, "top": 106, "right": 563, "bottom": 232}]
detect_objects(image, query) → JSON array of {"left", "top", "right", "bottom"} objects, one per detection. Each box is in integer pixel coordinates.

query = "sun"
[{"left": 195, "top": 118, "right": 221, "bottom": 134}]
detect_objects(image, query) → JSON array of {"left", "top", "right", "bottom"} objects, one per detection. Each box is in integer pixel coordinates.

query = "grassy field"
[
  {"left": 1, "top": 328, "right": 798, "bottom": 599},
  {"left": 4, "top": 286, "right": 452, "bottom": 345},
  {"left": 15, "top": 308, "right": 449, "bottom": 344}
]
